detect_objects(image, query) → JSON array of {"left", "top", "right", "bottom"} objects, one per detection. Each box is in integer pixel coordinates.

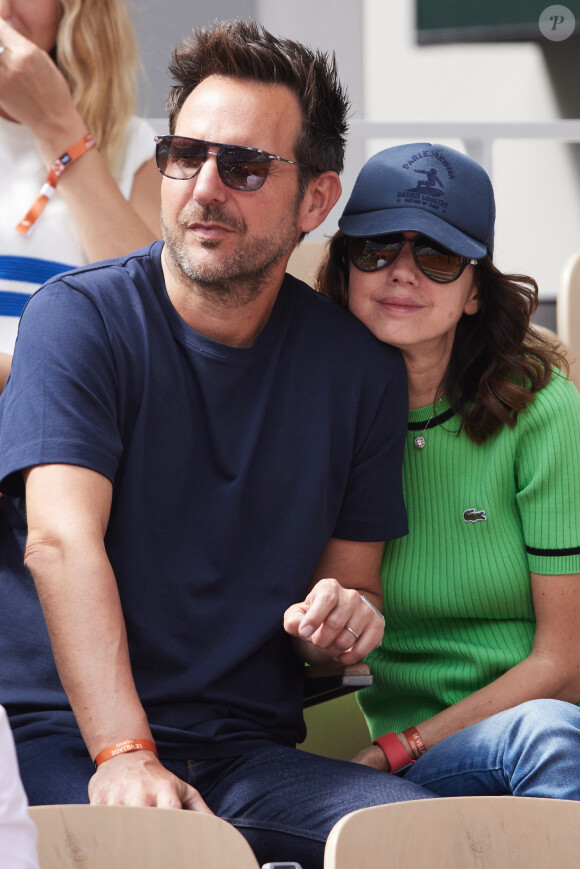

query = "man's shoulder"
[
  {"left": 42, "top": 241, "right": 163, "bottom": 298},
  {"left": 284, "top": 272, "right": 401, "bottom": 362}
]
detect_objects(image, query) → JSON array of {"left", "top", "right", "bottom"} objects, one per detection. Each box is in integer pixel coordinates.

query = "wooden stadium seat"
[
  {"left": 533, "top": 324, "right": 579, "bottom": 390},
  {"left": 558, "top": 250, "right": 580, "bottom": 378},
  {"left": 29, "top": 804, "right": 261, "bottom": 869},
  {"left": 324, "top": 796, "right": 580, "bottom": 869}
]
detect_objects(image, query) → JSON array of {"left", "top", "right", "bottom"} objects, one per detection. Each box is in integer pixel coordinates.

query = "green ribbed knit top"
[{"left": 359, "top": 372, "right": 580, "bottom": 738}]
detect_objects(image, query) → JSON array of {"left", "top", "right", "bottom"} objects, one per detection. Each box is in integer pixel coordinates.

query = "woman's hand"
[
  {"left": 0, "top": 16, "right": 160, "bottom": 255},
  {"left": 0, "top": 18, "right": 84, "bottom": 146},
  {"left": 284, "top": 578, "right": 385, "bottom": 665},
  {"left": 351, "top": 744, "right": 390, "bottom": 772}
]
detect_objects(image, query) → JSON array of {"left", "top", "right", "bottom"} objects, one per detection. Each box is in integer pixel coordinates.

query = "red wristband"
[
  {"left": 403, "top": 725, "right": 426, "bottom": 759},
  {"left": 94, "top": 738, "right": 158, "bottom": 767},
  {"left": 373, "top": 732, "right": 414, "bottom": 773},
  {"left": 16, "top": 132, "right": 97, "bottom": 236}
]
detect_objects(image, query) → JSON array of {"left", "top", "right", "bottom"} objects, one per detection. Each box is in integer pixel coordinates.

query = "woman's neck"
[{"left": 402, "top": 341, "right": 453, "bottom": 409}]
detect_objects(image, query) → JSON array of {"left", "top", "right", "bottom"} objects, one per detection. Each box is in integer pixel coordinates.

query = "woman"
[
  {"left": 317, "top": 142, "right": 580, "bottom": 798},
  {"left": 0, "top": 0, "right": 161, "bottom": 360}
]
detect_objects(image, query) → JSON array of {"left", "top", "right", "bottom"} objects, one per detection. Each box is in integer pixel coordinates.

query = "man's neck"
[{"left": 161, "top": 247, "right": 287, "bottom": 348}]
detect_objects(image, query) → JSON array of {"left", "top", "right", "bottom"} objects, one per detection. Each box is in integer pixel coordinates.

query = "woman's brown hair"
[{"left": 316, "top": 232, "right": 569, "bottom": 444}]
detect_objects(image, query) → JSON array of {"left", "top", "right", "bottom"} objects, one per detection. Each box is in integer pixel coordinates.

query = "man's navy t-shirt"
[{"left": 0, "top": 242, "right": 408, "bottom": 758}]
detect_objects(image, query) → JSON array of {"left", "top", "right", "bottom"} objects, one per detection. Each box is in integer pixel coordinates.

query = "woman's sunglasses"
[
  {"left": 349, "top": 233, "right": 478, "bottom": 284},
  {"left": 155, "top": 135, "right": 318, "bottom": 192}
]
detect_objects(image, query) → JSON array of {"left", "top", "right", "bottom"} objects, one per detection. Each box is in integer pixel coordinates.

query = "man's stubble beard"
[{"left": 161, "top": 196, "right": 302, "bottom": 308}]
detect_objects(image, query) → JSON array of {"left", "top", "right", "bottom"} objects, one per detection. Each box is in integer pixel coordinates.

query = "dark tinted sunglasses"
[
  {"left": 155, "top": 135, "right": 318, "bottom": 192},
  {"left": 349, "top": 233, "right": 478, "bottom": 284}
]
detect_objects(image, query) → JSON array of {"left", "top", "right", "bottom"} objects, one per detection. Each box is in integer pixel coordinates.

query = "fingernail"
[{"left": 300, "top": 624, "right": 314, "bottom": 638}]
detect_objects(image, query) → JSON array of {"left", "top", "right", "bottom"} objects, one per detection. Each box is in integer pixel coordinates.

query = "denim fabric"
[
  {"left": 402, "top": 699, "right": 580, "bottom": 799},
  {"left": 18, "top": 700, "right": 578, "bottom": 867},
  {"left": 15, "top": 736, "right": 433, "bottom": 869}
]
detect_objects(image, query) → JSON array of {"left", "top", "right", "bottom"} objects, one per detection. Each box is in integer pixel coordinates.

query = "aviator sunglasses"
[
  {"left": 155, "top": 135, "right": 319, "bottom": 192},
  {"left": 349, "top": 233, "right": 479, "bottom": 284}
]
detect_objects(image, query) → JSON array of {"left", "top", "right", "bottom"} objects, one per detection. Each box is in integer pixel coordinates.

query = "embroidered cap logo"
[{"left": 396, "top": 149, "right": 455, "bottom": 216}]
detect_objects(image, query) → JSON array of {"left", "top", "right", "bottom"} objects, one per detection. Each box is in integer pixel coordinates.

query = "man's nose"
[{"left": 191, "top": 151, "right": 228, "bottom": 205}]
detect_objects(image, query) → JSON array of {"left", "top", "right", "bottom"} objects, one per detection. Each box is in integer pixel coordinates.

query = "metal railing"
[
  {"left": 346, "top": 118, "right": 580, "bottom": 176},
  {"left": 149, "top": 116, "right": 580, "bottom": 182}
]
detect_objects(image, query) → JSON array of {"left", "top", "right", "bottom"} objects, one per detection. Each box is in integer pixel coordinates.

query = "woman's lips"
[{"left": 377, "top": 296, "right": 423, "bottom": 313}]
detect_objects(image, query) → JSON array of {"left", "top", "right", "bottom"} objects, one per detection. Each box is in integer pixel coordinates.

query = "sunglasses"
[
  {"left": 349, "top": 233, "right": 478, "bottom": 284},
  {"left": 155, "top": 135, "right": 318, "bottom": 192}
]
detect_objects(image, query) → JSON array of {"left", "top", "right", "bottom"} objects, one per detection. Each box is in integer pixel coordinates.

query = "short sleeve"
[
  {"left": 515, "top": 373, "right": 580, "bottom": 574},
  {"left": 332, "top": 348, "right": 409, "bottom": 542},
  {"left": 0, "top": 280, "right": 123, "bottom": 496}
]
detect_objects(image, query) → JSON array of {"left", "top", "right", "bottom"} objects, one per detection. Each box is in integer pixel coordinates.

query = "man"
[{"left": 0, "top": 20, "right": 433, "bottom": 869}]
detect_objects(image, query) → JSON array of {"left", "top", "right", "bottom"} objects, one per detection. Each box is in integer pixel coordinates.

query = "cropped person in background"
[
  {"left": 0, "top": 0, "right": 161, "bottom": 359},
  {"left": 0, "top": 706, "right": 39, "bottom": 869},
  {"left": 318, "top": 142, "right": 580, "bottom": 798}
]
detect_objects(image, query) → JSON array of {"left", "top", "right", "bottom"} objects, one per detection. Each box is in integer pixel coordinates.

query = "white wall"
[
  {"left": 135, "top": 0, "right": 579, "bottom": 301},
  {"left": 360, "top": 0, "right": 580, "bottom": 300}
]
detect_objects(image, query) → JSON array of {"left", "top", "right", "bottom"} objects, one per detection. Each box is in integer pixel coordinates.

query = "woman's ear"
[{"left": 463, "top": 274, "right": 481, "bottom": 316}]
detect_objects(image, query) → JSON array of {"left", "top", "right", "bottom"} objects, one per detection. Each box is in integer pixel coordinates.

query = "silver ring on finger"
[{"left": 345, "top": 625, "right": 359, "bottom": 642}]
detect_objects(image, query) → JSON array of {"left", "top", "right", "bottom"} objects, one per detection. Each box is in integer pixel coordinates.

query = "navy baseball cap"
[{"left": 339, "top": 143, "right": 495, "bottom": 258}]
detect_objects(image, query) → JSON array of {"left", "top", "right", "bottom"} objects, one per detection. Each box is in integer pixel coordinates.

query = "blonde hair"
[{"left": 56, "top": 0, "right": 139, "bottom": 172}]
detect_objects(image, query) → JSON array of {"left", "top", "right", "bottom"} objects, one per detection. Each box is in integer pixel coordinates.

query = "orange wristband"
[
  {"left": 373, "top": 732, "right": 414, "bottom": 774},
  {"left": 16, "top": 132, "right": 97, "bottom": 236},
  {"left": 94, "top": 738, "right": 158, "bottom": 768},
  {"left": 403, "top": 725, "right": 427, "bottom": 759}
]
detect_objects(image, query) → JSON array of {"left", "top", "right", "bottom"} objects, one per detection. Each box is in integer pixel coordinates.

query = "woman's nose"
[{"left": 388, "top": 240, "right": 419, "bottom": 282}]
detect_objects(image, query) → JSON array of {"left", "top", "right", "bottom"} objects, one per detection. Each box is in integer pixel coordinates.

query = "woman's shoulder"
[
  {"left": 522, "top": 368, "right": 580, "bottom": 427},
  {"left": 536, "top": 368, "right": 579, "bottom": 403}
]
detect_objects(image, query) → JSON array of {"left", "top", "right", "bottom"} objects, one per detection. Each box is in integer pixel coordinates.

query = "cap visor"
[{"left": 338, "top": 206, "right": 487, "bottom": 259}]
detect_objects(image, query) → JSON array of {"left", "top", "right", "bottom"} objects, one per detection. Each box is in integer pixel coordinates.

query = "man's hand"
[
  {"left": 88, "top": 751, "right": 213, "bottom": 812},
  {"left": 284, "top": 577, "right": 385, "bottom": 664},
  {"left": 351, "top": 744, "right": 390, "bottom": 772}
]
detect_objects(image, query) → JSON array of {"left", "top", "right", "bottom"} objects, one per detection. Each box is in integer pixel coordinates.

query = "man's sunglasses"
[
  {"left": 349, "top": 233, "right": 478, "bottom": 284},
  {"left": 154, "top": 135, "right": 319, "bottom": 192}
]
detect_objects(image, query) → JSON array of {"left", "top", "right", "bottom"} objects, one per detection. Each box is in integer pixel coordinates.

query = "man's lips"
[{"left": 187, "top": 223, "right": 232, "bottom": 241}]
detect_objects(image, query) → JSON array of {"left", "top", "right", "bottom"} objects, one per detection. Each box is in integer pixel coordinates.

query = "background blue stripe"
[
  {"left": 0, "top": 293, "right": 32, "bottom": 317},
  {"left": 0, "top": 255, "right": 74, "bottom": 285},
  {"left": 0, "top": 256, "right": 75, "bottom": 318}
]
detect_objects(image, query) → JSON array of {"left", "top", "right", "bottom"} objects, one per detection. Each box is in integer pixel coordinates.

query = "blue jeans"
[
  {"left": 401, "top": 699, "right": 580, "bottom": 799},
  {"left": 15, "top": 734, "right": 433, "bottom": 869}
]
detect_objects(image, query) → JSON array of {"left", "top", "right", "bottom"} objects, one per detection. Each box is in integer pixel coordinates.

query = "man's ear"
[{"left": 298, "top": 172, "right": 342, "bottom": 234}]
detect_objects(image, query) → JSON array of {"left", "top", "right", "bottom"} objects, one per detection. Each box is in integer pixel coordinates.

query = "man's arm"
[
  {"left": 23, "top": 463, "right": 211, "bottom": 810},
  {"left": 284, "top": 537, "right": 385, "bottom": 665}
]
